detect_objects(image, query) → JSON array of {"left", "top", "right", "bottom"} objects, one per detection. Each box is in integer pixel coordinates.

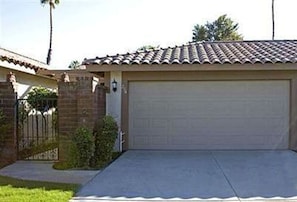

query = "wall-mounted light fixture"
[{"left": 112, "top": 79, "right": 118, "bottom": 92}]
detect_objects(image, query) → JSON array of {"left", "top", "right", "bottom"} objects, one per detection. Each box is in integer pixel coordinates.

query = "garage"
[
  {"left": 129, "top": 80, "right": 289, "bottom": 150},
  {"left": 83, "top": 40, "right": 297, "bottom": 151}
]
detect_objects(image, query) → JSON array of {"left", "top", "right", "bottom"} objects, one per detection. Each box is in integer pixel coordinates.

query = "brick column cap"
[
  {"left": 61, "top": 72, "right": 70, "bottom": 82},
  {"left": 6, "top": 72, "right": 16, "bottom": 83}
]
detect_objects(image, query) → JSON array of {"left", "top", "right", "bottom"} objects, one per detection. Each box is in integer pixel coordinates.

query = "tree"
[
  {"left": 192, "top": 14, "right": 243, "bottom": 42},
  {"left": 192, "top": 25, "right": 207, "bottom": 42},
  {"left": 40, "top": 0, "right": 60, "bottom": 65},
  {"left": 137, "top": 45, "right": 158, "bottom": 51},
  {"left": 68, "top": 60, "right": 80, "bottom": 69},
  {"left": 272, "top": 0, "right": 275, "bottom": 40}
]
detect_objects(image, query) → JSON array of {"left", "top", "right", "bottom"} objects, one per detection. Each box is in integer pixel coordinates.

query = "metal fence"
[{"left": 16, "top": 98, "right": 58, "bottom": 160}]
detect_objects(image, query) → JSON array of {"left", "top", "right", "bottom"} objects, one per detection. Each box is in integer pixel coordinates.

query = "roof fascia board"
[{"left": 86, "top": 63, "right": 297, "bottom": 72}]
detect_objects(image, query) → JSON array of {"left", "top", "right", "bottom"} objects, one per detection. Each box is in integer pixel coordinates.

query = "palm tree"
[
  {"left": 272, "top": 0, "right": 275, "bottom": 40},
  {"left": 41, "top": 0, "right": 60, "bottom": 65}
]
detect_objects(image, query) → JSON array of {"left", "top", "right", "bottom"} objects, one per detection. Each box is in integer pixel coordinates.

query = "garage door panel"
[
  {"left": 169, "top": 119, "right": 190, "bottom": 130},
  {"left": 133, "top": 101, "right": 151, "bottom": 114},
  {"left": 151, "top": 101, "right": 168, "bottom": 114},
  {"left": 133, "top": 136, "right": 169, "bottom": 148},
  {"left": 132, "top": 119, "right": 150, "bottom": 129},
  {"left": 150, "top": 136, "right": 168, "bottom": 145},
  {"left": 187, "top": 118, "right": 252, "bottom": 134},
  {"left": 133, "top": 136, "right": 148, "bottom": 146},
  {"left": 151, "top": 119, "right": 168, "bottom": 128},
  {"left": 129, "top": 81, "right": 289, "bottom": 150},
  {"left": 170, "top": 136, "right": 204, "bottom": 145},
  {"left": 247, "top": 100, "right": 287, "bottom": 117},
  {"left": 266, "top": 137, "right": 288, "bottom": 147},
  {"left": 246, "top": 82, "right": 287, "bottom": 97}
]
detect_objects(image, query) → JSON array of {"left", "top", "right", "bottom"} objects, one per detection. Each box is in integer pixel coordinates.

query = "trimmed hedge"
[
  {"left": 71, "top": 127, "right": 95, "bottom": 168},
  {"left": 54, "top": 116, "right": 118, "bottom": 170},
  {"left": 92, "top": 115, "right": 118, "bottom": 167}
]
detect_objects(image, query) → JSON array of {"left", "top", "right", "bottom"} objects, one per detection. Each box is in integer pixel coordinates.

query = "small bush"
[
  {"left": 93, "top": 115, "right": 118, "bottom": 166},
  {"left": 71, "top": 127, "right": 95, "bottom": 168},
  {"left": 52, "top": 161, "right": 72, "bottom": 170}
]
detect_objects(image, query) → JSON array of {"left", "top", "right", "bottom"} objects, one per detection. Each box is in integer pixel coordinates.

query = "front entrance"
[{"left": 16, "top": 98, "right": 58, "bottom": 160}]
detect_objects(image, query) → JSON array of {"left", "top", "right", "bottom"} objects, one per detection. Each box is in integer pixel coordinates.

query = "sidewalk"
[{"left": 0, "top": 161, "right": 100, "bottom": 185}]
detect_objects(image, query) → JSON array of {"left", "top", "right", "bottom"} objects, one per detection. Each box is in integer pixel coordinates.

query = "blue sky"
[{"left": 1, "top": 0, "right": 297, "bottom": 69}]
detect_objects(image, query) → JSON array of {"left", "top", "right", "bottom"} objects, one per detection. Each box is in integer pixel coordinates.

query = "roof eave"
[{"left": 86, "top": 63, "right": 297, "bottom": 72}]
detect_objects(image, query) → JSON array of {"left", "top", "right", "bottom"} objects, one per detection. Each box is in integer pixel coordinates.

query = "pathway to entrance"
[{"left": 0, "top": 161, "right": 99, "bottom": 185}]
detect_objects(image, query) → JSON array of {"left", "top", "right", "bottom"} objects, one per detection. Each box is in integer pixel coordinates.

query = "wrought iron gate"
[{"left": 16, "top": 98, "right": 58, "bottom": 160}]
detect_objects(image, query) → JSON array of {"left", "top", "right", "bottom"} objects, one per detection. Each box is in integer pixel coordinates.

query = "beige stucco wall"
[
  {"left": 0, "top": 66, "right": 57, "bottom": 98},
  {"left": 112, "top": 68, "right": 297, "bottom": 151}
]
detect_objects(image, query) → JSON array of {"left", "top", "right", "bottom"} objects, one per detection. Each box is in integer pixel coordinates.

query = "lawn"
[{"left": 0, "top": 175, "right": 80, "bottom": 202}]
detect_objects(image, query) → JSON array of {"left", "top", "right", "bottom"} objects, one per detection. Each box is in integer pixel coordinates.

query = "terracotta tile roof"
[
  {"left": 0, "top": 48, "right": 49, "bottom": 71},
  {"left": 83, "top": 40, "right": 297, "bottom": 66}
]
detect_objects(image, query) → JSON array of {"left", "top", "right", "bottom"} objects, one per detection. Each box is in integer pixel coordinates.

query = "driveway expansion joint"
[{"left": 211, "top": 151, "right": 241, "bottom": 202}]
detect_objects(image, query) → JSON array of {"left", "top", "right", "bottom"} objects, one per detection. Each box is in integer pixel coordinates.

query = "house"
[
  {"left": 0, "top": 47, "right": 103, "bottom": 107},
  {"left": 0, "top": 48, "right": 57, "bottom": 98},
  {"left": 82, "top": 40, "right": 297, "bottom": 151},
  {"left": 0, "top": 48, "right": 61, "bottom": 165}
]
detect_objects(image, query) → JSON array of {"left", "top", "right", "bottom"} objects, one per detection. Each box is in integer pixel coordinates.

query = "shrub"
[
  {"left": 71, "top": 127, "right": 95, "bottom": 168},
  {"left": 27, "top": 87, "right": 57, "bottom": 112},
  {"left": 0, "top": 109, "right": 10, "bottom": 153},
  {"left": 93, "top": 115, "right": 118, "bottom": 166},
  {"left": 52, "top": 161, "right": 73, "bottom": 170}
]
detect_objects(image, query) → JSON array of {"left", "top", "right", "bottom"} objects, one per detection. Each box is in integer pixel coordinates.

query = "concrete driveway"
[{"left": 72, "top": 150, "right": 297, "bottom": 201}]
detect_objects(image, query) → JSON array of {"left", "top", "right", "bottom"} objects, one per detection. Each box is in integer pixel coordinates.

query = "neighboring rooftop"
[
  {"left": 83, "top": 40, "right": 297, "bottom": 66},
  {"left": 0, "top": 48, "right": 49, "bottom": 71}
]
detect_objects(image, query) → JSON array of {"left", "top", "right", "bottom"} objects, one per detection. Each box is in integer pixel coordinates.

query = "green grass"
[{"left": 0, "top": 175, "right": 79, "bottom": 202}]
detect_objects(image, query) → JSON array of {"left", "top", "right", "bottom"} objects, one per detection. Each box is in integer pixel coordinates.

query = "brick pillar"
[
  {"left": 0, "top": 72, "right": 17, "bottom": 168},
  {"left": 58, "top": 76, "right": 77, "bottom": 162},
  {"left": 95, "top": 84, "right": 106, "bottom": 122},
  {"left": 77, "top": 77, "right": 96, "bottom": 129},
  {"left": 58, "top": 74, "right": 106, "bottom": 162}
]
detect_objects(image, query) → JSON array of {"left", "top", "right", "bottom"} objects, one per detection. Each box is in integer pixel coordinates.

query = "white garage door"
[{"left": 129, "top": 81, "right": 289, "bottom": 150}]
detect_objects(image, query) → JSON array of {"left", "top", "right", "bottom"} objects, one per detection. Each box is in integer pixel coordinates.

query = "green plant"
[
  {"left": 92, "top": 116, "right": 118, "bottom": 167},
  {"left": 71, "top": 127, "right": 95, "bottom": 168},
  {"left": 0, "top": 109, "right": 10, "bottom": 153},
  {"left": 52, "top": 161, "right": 72, "bottom": 170},
  {"left": 27, "top": 87, "right": 57, "bottom": 112}
]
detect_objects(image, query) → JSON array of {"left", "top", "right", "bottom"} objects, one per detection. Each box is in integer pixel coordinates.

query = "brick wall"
[
  {"left": 0, "top": 73, "right": 17, "bottom": 168},
  {"left": 58, "top": 75, "right": 106, "bottom": 162}
]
